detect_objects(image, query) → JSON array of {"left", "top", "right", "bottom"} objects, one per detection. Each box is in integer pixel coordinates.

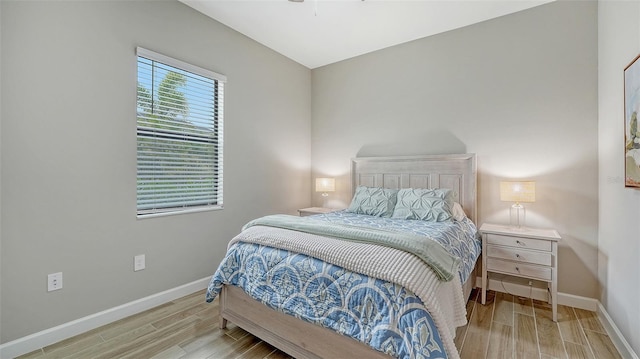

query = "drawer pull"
[
  {"left": 515, "top": 266, "right": 520, "bottom": 272},
  {"left": 516, "top": 240, "right": 524, "bottom": 246},
  {"left": 516, "top": 254, "right": 521, "bottom": 259}
]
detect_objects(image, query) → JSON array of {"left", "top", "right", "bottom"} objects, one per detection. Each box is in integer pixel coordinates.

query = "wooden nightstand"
[
  {"left": 480, "top": 223, "right": 561, "bottom": 321},
  {"left": 297, "top": 207, "right": 336, "bottom": 217}
]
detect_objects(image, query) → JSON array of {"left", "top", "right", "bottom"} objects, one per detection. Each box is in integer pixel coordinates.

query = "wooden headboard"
[{"left": 351, "top": 154, "right": 477, "bottom": 223}]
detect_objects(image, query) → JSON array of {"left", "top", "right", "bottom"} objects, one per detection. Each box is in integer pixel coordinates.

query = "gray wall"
[
  {"left": 0, "top": 0, "right": 311, "bottom": 342},
  {"left": 598, "top": 1, "right": 640, "bottom": 354},
  {"left": 311, "top": 1, "right": 599, "bottom": 299}
]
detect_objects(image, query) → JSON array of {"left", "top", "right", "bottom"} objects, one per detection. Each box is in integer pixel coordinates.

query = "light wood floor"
[{"left": 16, "top": 288, "right": 622, "bottom": 359}]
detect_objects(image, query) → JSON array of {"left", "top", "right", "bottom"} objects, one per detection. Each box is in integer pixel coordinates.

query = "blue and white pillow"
[
  {"left": 392, "top": 188, "right": 454, "bottom": 221},
  {"left": 346, "top": 186, "right": 398, "bottom": 217}
]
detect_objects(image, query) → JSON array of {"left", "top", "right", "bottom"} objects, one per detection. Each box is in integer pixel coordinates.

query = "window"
[{"left": 136, "top": 47, "right": 225, "bottom": 217}]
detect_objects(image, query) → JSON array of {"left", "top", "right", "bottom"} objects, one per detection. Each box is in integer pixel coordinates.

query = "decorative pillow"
[
  {"left": 346, "top": 186, "right": 398, "bottom": 217},
  {"left": 391, "top": 188, "right": 454, "bottom": 221},
  {"left": 451, "top": 202, "right": 467, "bottom": 221}
]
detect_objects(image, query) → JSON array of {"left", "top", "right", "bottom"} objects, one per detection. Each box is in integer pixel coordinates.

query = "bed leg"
[{"left": 219, "top": 287, "right": 228, "bottom": 329}]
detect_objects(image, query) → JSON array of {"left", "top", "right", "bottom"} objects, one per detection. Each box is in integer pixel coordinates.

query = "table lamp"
[
  {"left": 500, "top": 181, "right": 535, "bottom": 229},
  {"left": 315, "top": 178, "right": 335, "bottom": 207}
]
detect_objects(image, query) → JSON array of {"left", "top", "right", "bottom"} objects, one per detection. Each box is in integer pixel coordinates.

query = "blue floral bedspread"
[
  {"left": 206, "top": 213, "right": 480, "bottom": 358},
  {"left": 207, "top": 243, "right": 447, "bottom": 358}
]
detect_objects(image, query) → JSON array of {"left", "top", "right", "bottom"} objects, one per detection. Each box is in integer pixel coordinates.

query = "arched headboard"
[{"left": 351, "top": 154, "right": 477, "bottom": 223}]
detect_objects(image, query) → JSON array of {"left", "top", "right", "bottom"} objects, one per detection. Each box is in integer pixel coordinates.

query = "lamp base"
[
  {"left": 509, "top": 204, "right": 526, "bottom": 229},
  {"left": 321, "top": 192, "right": 328, "bottom": 208}
]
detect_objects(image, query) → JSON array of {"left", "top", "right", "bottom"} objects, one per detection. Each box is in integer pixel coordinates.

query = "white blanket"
[{"left": 230, "top": 225, "right": 467, "bottom": 359}]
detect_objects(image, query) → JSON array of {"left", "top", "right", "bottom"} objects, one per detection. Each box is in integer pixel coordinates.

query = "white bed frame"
[{"left": 219, "top": 154, "right": 478, "bottom": 359}]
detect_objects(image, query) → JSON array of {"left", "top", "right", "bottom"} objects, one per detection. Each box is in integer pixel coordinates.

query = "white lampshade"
[
  {"left": 315, "top": 178, "right": 335, "bottom": 193},
  {"left": 500, "top": 181, "right": 536, "bottom": 204}
]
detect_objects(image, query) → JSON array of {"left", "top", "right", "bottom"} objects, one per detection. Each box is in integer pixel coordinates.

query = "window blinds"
[{"left": 136, "top": 47, "right": 225, "bottom": 217}]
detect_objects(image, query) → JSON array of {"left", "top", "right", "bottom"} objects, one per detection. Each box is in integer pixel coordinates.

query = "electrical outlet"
[
  {"left": 134, "top": 254, "right": 145, "bottom": 271},
  {"left": 48, "top": 272, "right": 63, "bottom": 292}
]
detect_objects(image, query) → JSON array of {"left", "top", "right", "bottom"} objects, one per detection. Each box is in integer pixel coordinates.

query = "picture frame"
[{"left": 624, "top": 54, "right": 640, "bottom": 188}]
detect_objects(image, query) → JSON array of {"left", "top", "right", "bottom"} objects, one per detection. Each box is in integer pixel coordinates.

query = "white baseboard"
[
  {"left": 597, "top": 302, "right": 639, "bottom": 359},
  {"left": 558, "top": 291, "right": 598, "bottom": 311},
  {"left": 0, "top": 277, "right": 211, "bottom": 359}
]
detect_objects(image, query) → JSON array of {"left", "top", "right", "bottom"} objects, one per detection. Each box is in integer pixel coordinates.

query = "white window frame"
[{"left": 136, "top": 47, "right": 226, "bottom": 218}]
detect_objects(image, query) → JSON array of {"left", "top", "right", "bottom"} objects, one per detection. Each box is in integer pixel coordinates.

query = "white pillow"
[{"left": 451, "top": 202, "right": 467, "bottom": 221}]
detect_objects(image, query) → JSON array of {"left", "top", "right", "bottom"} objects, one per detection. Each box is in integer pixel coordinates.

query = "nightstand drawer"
[
  {"left": 487, "top": 258, "right": 552, "bottom": 281},
  {"left": 486, "top": 245, "right": 552, "bottom": 266},
  {"left": 486, "top": 233, "right": 552, "bottom": 252}
]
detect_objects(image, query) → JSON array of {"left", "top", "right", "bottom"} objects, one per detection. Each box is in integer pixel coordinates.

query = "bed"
[{"left": 206, "top": 154, "right": 480, "bottom": 359}]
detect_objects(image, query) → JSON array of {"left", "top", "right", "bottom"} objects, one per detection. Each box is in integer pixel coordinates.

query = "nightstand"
[
  {"left": 297, "top": 207, "right": 336, "bottom": 217},
  {"left": 480, "top": 223, "right": 561, "bottom": 321}
]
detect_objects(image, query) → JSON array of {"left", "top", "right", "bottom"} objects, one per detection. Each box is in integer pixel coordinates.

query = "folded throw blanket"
[{"left": 243, "top": 214, "right": 460, "bottom": 281}]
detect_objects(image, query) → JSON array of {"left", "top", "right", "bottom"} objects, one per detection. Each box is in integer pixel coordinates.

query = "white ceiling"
[{"left": 180, "top": 0, "right": 553, "bottom": 69}]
